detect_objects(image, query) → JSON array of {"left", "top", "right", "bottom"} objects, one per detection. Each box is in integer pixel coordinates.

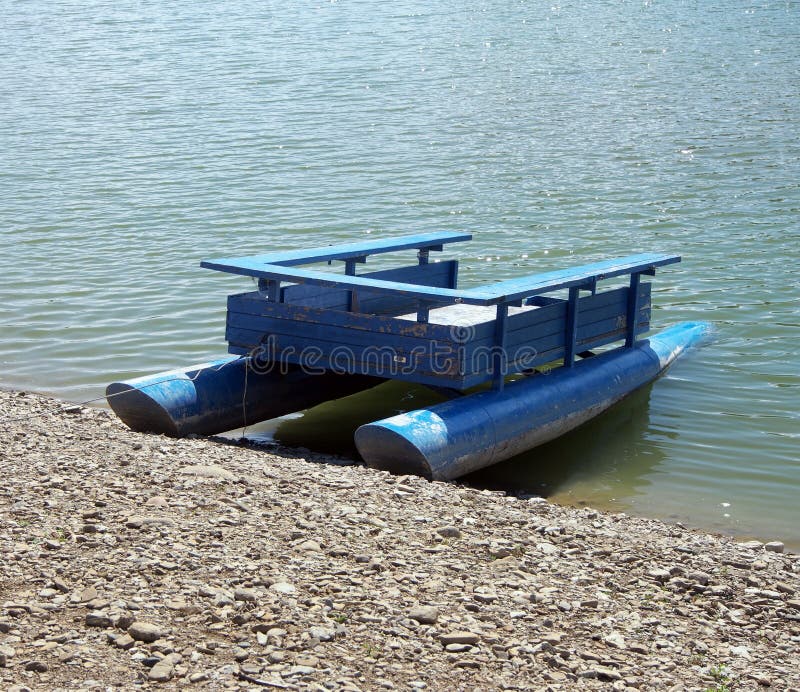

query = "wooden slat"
[
  {"left": 205, "top": 231, "right": 471, "bottom": 268},
  {"left": 281, "top": 261, "right": 458, "bottom": 314},
  {"left": 476, "top": 253, "right": 679, "bottom": 304},
  {"left": 204, "top": 251, "right": 678, "bottom": 307}
]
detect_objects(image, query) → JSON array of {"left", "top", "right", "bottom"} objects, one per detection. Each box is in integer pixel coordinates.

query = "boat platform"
[{"left": 107, "top": 232, "right": 708, "bottom": 480}]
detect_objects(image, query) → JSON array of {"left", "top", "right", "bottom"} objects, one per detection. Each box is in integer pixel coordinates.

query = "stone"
[
  {"left": 148, "top": 657, "right": 174, "bottom": 682},
  {"left": 439, "top": 631, "right": 480, "bottom": 646},
  {"left": 409, "top": 606, "right": 439, "bottom": 624},
  {"left": 85, "top": 611, "right": 112, "bottom": 628},
  {"left": 604, "top": 632, "right": 626, "bottom": 649},
  {"left": 113, "top": 634, "right": 135, "bottom": 650},
  {"left": 179, "top": 464, "right": 237, "bottom": 481},
  {"left": 269, "top": 582, "right": 296, "bottom": 595},
  {"left": 436, "top": 526, "right": 462, "bottom": 539},
  {"left": 234, "top": 588, "right": 258, "bottom": 603},
  {"left": 24, "top": 660, "right": 48, "bottom": 672},
  {"left": 308, "top": 626, "right": 335, "bottom": 642},
  {"left": 128, "top": 621, "right": 164, "bottom": 643},
  {"left": 298, "top": 540, "right": 322, "bottom": 552},
  {"left": 764, "top": 541, "right": 785, "bottom": 553}
]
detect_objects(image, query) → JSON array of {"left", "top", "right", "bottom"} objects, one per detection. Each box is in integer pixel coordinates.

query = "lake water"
[{"left": 1, "top": 1, "right": 798, "bottom": 549}]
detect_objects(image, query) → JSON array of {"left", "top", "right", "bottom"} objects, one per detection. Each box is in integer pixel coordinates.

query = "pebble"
[
  {"left": 439, "top": 631, "right": 480, "bottom": 646},
  {"left": 408, "top": 606, "right": 439, "bottom": 624},
  {"left": 765, "top": 541, "right": 785, "bottom": 553},
  {"left": 85, "top": 611, "right": 112, "bottom": 628},
  {"left": 128, "top": 621, "right": 164, "bottom": 643},
  {"left": 233, "top": 588, "right": 258, "bottom": 602},
  {"left": 179, "top": 464, "right": 237, "bottom": 481},
  {"left": 0, "top": 389, "right": 798, "bottom": 692},
  {"left": 148, "top": 656, "right": 175, "bottom": 682},
  {"left": 436, "top": 526, "right": 462, "bottom": 538}
]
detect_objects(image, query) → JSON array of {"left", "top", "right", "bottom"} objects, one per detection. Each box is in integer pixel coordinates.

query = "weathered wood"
[
  {"left": 204, "top": 251, "right": 678, "bottom": 308},
  {"left": 205, "top": 231, "right": 471, "bottom": 268}
]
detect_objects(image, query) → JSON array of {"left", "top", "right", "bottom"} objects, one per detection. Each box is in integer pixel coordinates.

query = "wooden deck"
[{"left": 203, "top": 232, "right": 678, "bottom": 391}]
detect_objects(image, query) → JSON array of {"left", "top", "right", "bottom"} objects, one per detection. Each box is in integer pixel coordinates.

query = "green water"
[{"left": 1, "top": 1, "right": 798, "bottom": 548}]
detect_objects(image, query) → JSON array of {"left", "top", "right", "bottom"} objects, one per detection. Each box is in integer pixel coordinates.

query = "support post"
[
  {"left": 258, "top": 279, "right": 281, "bottom": 302},
  {"left": 564, "top": 286, "right": 581, "bottom": 367},
  {"left": 417, "top": 249, "right": 430, "bottom": 265},
  {"left": 626, "top": 272, "right": 641, "bottom": 347},
  {"left": 492, "top": 303, "right": 509, "bottom": 391}
]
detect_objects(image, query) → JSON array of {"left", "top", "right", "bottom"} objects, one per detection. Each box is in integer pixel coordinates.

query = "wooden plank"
[
  {"left": 475, "top": 253, "right": 679, "bottom": 304},
  {"left": 227, "top": 294, "right": 454, "bottom": 341},
  {"left": 281, "top": 261, "right": 458, "bottom": 314},
  {"left": 205, "top": 231, "right": 471, "bottom": 268},
  {"left": 461, "top": 284, "right": 651, "bottom": 343},
  {"left": 204, "top": 252, "right": 676, "bottom": 307}
]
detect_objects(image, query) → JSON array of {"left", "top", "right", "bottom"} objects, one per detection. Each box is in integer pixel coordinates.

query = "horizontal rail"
[
  {"left": 205, "top": 231, "right": 472, "bottom": 268},
  {"left": 477, "top": 253, "right": 681, "bottom": 303},
  {"left": 203, "top": 251, "right": 680, "bottom": 307}
]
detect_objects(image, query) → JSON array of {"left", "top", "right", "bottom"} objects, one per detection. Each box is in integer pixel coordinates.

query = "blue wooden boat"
[{"left": 107, "top": 232, "right": 709, "bottom": 480}]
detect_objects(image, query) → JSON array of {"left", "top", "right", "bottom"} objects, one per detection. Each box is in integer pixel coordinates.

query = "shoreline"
[{"left": 1, "top": 388, "right": 799, "bottom": 690}]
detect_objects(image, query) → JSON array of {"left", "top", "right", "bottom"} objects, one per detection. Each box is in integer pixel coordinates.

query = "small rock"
[
  {"left": 24, "top": 661, "right": 48, "bottom": 673},
  {"left": 128, "top": 621, "right": 164, "bottom": 643},
  {"left": 298, "top": 540, "right": 322, "bottom": 552},
  {"left": 85, "top": 611, "right": 112, "bottom": 628},
  {"left": 764, "top": 541, "right": 785, "bottom": 553},
  {"left": 113, "top": 634, "right": 135, "bottom": 650},
  {"left": 308, "top": 626, "right": 335, "bottom": 642},
  {"left": 148, "top": 657, "right": 174, "bottom": 682},
  {"left": 234, "top": 588, "right": 258, "bottom": 603},
  {"left": 409, "top": 606, "right": 439, "bottom": 624},
  {"left": 647, "top": 568, "right": 671, "bottom": 582},
  {"left": 179, "top": 464, "right": 237, "bottom": 481},
  {"left": 440, "top": 631, "right": 480, "bottom": 646},
  {"left": 269, "top": 582, "right": 296, "bottom": 595},
  {"left": 436, "top": 526, "right": 462, "bottom": 539},
  {"left": 445, "top": 643, "right": 473, "bottom": 653},
  {"left": 604, "top": 632, "right": 626, "bottom": 649}
]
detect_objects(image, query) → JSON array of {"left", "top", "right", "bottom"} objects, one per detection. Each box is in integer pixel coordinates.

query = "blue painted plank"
[
  {"left": 204, "top": 251, "right": 678, "bottom": 307},
  {"left": 227, "top": 295, "right": 455, "bottom": 340},
  {"left": 281, "top": 261, "right": 458, "bottom": 314},
  {"left": 205, "top": 231, "right": 471, "bottom": 268},
  {"left": 462, "top": 284, "right": 651, "bottom": 344},
  {"left": 475, "top": 253, "right": 679, "bottom": 304}
]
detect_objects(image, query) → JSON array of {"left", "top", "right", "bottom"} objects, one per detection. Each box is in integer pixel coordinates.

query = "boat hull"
[
  {"left": 106, "top": 357, "right": 382, "bottom": 437},
  {"left": 354, "top": 321, "right": 710, "bottom": 481}
]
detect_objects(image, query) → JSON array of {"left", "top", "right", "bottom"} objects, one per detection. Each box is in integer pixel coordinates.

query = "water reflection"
[
  {"left": 465, "top": 385, "right": 667, "bottom": 507},
  {"left": 244, "top": 378, "right": 669, "bottom": 516}
]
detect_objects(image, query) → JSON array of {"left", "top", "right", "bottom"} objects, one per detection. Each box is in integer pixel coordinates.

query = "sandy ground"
[{"left": 1, "top": 389, "right": 799, "bottom": 691}]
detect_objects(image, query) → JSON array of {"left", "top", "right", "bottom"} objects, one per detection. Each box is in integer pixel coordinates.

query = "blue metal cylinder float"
[{"left": 354, "top": 321, "right": 711, "bottom": 481}]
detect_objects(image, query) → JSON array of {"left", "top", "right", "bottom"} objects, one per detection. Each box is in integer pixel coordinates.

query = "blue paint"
[
  {"left": 354, "top": 322, "right": 711, "bottom": 481},
  {"left": 203, "top": 235, "right": 679, "bottom": 308},
  {"left": 106, "top": 357, "right": 381, "bottom": 437}
]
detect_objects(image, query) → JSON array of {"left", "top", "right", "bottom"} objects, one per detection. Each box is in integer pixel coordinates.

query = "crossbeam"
[
  {"left": 208, "top": 232, "right": 472, "bottom": 268},
  {"left": 203, "top": 249, "right": 680, "bottom": 308}
]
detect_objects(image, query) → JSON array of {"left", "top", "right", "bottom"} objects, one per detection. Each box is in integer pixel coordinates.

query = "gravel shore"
[{"left": 1, "top": 389, "right": 798, "bottom": 691}]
